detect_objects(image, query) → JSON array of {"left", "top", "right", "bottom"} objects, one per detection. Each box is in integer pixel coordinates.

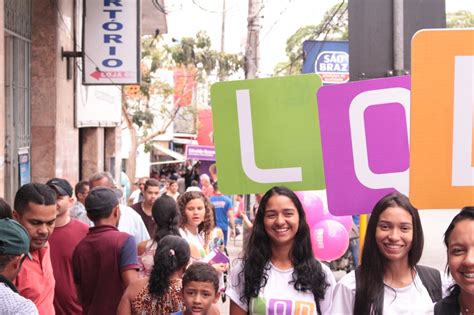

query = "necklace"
[{"left": 459, "top": 295, "right": 474, "bottom": 315}]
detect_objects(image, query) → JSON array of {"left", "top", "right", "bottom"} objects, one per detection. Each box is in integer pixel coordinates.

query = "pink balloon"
[
  {"left": 323, "top": 213, "right": 353, "bottom": 233},
  {"left": 295, "top": 191, "right": 325, "bottom": 227},
  {"left": 296, "top": 191, "right": 353, "bottom": 232},
  {"left": 311, "top": 219, "right": 350, "bottom": 261}
]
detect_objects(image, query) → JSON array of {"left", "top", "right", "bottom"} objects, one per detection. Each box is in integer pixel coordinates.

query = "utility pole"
[
  {"left": 221, "top": 0, "right": 226, "bottom": 53},
  {"left": 245, "top": 0, "right": 261, "bottom": 79},
  {"left": 393, "top": 0, "right": 404, "bottom": 76},
  {"left": 243, "top": 0, "right": 262, "bottom": 248},
  {"left": 218, "top": 0, "right": 227, "bottom": 81}
]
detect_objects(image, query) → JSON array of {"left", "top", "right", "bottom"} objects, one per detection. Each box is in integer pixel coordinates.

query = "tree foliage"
[
  {"left": 447, "top": 10, "right": 474, "bottom": 28},
  {"left": 274, "top": 2, "right": 348, "bottom": 76},
  {"left": 274, "top": 7, "right": 473, "bottom": 77},
  {"left": 122, "top": 32, "right": 243, "bottom": 181}
]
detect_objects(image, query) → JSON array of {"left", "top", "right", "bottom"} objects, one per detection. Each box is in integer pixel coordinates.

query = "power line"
[
  {"left": 191, "top": 0, "right": 239, "bottom": 14},
  {"left": 152, "top": 0, "right": 167, "bottom": 14},
  {"left": 274, "top": 0, "right": 347, "bottom": 75},
  {"left": 260, "top": 1, "right": 295, "bottom": 43}
]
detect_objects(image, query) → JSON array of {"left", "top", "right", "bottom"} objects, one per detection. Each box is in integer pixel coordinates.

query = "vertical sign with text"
[
  {"left": 410, "top": 29, "right": 474, "bottom": 208},
  {"left": 318, "top": 76, "right": 411, "bottom": 215},
  {"left": 83, "top": 0, "right": 140, "bottom": 85},
  {"left": 211, "top": 75, "right": 326, "bottom": 195}
]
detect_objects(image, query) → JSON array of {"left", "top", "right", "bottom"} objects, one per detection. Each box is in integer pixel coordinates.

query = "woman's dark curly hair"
[
  {"left": 354, "top": 192, "right": 424, "bottom": 315},
  {"left": 152, "top": 195, "right": 181, "bottom": 243},
  {"left": 148, "top": 235, "right": 190, "bottom": 296},
  {"left": 238, "top": 186, "right": 329, "bottom": 314},
  {"left": 177, "top": 191, "right": 214, "bottom": 249}
]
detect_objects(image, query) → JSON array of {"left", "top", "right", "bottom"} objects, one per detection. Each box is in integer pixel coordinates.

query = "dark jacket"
[{"left": 434, "top": 288, "right": 460, "bottom": 315}]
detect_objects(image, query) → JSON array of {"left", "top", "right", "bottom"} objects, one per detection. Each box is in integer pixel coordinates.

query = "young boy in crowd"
[{"left": 173, "top": 262, "right": 220, "bottom": 315}]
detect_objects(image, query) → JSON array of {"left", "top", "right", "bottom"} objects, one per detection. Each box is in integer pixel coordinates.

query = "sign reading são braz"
[{"left": 83, "top": 0, "right": 140, "bottom": 85}]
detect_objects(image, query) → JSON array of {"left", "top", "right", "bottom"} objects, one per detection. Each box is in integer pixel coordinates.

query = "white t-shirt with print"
[
  {"left": 331, "top": 269, "right": 452, "bottom": 315},
  {"left": 227, "top": 261, "right": 335, "bottom": 315}
]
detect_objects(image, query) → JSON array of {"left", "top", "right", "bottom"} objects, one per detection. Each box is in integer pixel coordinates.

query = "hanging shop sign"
[
  {"left": 83, "top": 0, "right": 140, "bottom": 85},
  {"left": 186, "top": 145, "right": 216, "bottom": 161}
]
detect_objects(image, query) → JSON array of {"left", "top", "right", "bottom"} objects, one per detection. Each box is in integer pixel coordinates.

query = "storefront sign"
[
  {"left": 186, "top": 145, "right": 215, "bottom": 161},
  {"left": 303, "top": 41, "right": 349, "bottom": 85},
  {"left": 83, "top": 0, "right": 140, "bottom": 85}
]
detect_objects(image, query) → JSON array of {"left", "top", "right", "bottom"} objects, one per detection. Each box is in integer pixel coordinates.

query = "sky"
[{"left": 164, "top": 0, "right": 473, "bottom": 77}]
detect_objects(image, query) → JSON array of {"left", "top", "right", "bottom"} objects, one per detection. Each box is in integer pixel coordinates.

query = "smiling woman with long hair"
[
  {"left": 227, "top": 186, "right": 335, "bottom": 315},
  {"left": 332, "top": 192, "right": 448, "bottom": 314},
  {"left": 434, "top": 207, "right": 474, "bottom": 315}
]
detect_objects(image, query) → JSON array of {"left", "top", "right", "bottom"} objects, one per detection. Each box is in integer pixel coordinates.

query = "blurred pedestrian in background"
[
  {"left": 0, "top": 197, "right": 13, "bottom": 219},
  {"left": 131, "top": 178, "right": 160, "bottom": 237},
  {"left": 69, "top": 180, "right": 91, "bottom": 226}
]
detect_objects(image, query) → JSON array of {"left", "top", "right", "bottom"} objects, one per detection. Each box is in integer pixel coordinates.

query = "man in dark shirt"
[
  {"left": 47, "top": 178, "right": 88, "bottom": 315},
  {"left": 73, "top": 187, "right": 139, "bottom": 315},
  {"left": 131, "top": 178, "right": 160, "bottom": 236}
]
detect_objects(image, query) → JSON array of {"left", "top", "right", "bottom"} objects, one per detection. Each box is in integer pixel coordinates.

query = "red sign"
[
  {"left": 173, "top": 67, "right": 196, "bottom": 107},
  {"left": 197, "top": 108, "right": 214, "bottom": 146},
  {"left": 90, "top": 70, "right": 134, "bottom": 80}
]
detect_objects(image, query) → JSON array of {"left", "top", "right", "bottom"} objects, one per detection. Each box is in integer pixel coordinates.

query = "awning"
[{"left": 151, "top": 144, "right": 185, "bottom": 165}]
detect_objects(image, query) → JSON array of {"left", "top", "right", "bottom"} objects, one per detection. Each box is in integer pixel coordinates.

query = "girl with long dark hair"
[
  {"left": 228, "top": 186, "right": 335, "bottom": 314},
  {"left": 137, "top": 194, "right": 181, "bottom": 277},
  {"left": 332, "top": 192, "right": 446, "bottom": 314},
  {"left": 117, "top": 235, "right": 190, "bottom": 314},
  {"left": 434, "top": 207, "right": 474, "bottom": 315}
]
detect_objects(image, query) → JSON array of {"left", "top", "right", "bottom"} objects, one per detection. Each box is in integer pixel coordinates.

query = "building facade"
[{"left": 0, "top": 0, "right": 167, "bottom": 204}]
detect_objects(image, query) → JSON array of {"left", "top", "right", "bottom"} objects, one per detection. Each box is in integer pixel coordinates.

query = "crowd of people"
[{"left": 0, "top": 170, "right": 472, "bottom": 314}]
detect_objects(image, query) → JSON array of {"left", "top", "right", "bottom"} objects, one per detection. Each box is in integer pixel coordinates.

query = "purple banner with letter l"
[
  {"left": 317, "top": 76, "right": 411, "bottom": 216},
  {"left": 186, "top": 145, "right": 216, "bottom": 161}
]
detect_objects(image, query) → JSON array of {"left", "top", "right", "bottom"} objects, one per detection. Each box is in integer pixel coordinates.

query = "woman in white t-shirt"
[
  {"left": 331, "top": 192, "right": 447, "bottom": 315},
  {"left": 228, "top": 186, "right": 336, "bottom": 315}
]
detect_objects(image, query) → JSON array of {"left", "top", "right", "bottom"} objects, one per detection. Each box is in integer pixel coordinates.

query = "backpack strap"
[{"left": 416, "top": 265, "right": 442, "bottom": 302}]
